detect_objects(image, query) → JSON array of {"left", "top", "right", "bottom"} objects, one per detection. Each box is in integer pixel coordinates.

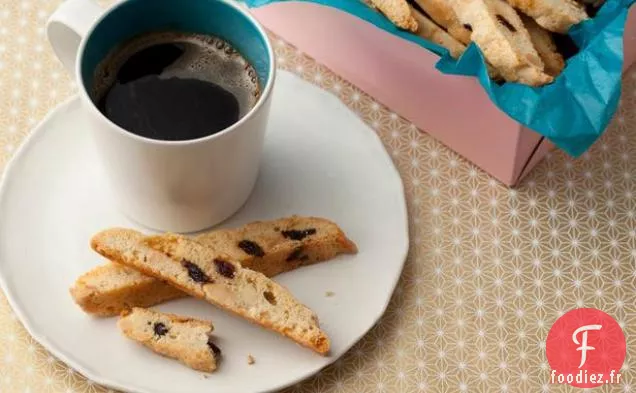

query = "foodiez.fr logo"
[{"left": 546, "top": 308, "right": 626, "bottom": 388}]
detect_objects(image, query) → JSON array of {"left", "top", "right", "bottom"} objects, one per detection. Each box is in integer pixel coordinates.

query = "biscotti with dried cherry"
[
  {"left": 118, "top": 307, "right": 221, "bottom": 372},
  {"left": 92, "top": 229, "right": 330, "bottom": 355}
]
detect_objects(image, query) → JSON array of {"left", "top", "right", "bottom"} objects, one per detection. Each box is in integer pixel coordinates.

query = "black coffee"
[{"left": 92, "top": 32, "right": 260, "bottom": 141}]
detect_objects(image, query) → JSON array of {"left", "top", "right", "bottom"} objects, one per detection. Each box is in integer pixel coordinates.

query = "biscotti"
[
  {"left": 118, "top": 307, "right": 221, "bottom": 372},
  {"left": 369, "top": 0, "right": 419, "bottom": 31},
  {"left": 412, "top": 7, "right": 467, "bottom": 59},
  {"left": 92, "top": 229, "right": 330, "bottom": 355},
  {"left": 504, "top": 0, "right": 588, "bottom": 33},
  {"left": 197, "top": 215, "right": 357, "bottom": 278},
  {"left": 359, "top": 0, "right": 587, "bottom": 85},
  {"left": 451, "top": 0, "right": 553, "bottom": 86},
  {"left": 71, "top": 263, "right": 185, "bottom": 317},
  {"left": 412, "top": 0, "right": 472, "bottom": 44},
  {"left": 521, "top": 14, "right": 565, "bottom": 76},
  {"left": 71, "top": 216, "right": 357, "bottom": 317}
]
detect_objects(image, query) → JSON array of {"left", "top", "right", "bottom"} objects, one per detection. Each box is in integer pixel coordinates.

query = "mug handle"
[{"left": 46, "top": 0, "right": 105, "bottom": 75}]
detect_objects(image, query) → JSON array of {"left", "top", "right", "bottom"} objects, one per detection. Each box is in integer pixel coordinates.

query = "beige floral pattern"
[{"left": 0, "top": 1, "right": 635, "bottom": 392}]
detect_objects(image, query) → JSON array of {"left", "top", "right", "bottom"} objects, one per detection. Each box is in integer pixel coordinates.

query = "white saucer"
[{"left": 0, "top": 70, "right": 408, "bottom": 393}]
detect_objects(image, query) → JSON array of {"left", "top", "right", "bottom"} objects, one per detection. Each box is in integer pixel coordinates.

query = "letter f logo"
[{"left": 572, "top": 324, "right": 602, "bottom": 368}]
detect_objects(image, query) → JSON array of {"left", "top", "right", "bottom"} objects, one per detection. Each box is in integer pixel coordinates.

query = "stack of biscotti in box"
[
  {"left": 70, "top": 216, "right": 358, "bottom": 372},
  {"left": 365, "top": 0, "right": 595, "bottom": 86}
]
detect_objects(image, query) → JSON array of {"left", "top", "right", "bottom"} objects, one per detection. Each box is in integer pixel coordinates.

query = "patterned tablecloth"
[{"left": 1, "top": 1, "right": 635, "bottom": 392}]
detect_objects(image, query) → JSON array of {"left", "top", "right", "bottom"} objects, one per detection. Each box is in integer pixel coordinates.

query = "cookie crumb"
[
  {"left": 247, "top": 354, "right": 255, "bottom": 365},
  {"left": 203, "top": 374, "right": 209, "bottom": 379},
  {"left": 325, "top": 291, "right": 335, "bottom": 297}
]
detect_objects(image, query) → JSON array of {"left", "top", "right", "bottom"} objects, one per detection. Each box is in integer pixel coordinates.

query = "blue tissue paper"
[{"left": 245, "top": 0, "right": 635, "bottom": 157}]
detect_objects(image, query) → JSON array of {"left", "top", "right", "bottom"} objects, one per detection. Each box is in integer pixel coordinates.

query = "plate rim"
[{"left": 0, "top": 72, "right": 410, "bottom": 393}]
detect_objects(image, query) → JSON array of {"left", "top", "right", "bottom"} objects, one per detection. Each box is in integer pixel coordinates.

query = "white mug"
[{"left": 46, "top": 0, "right": 276, "bottom": 232}]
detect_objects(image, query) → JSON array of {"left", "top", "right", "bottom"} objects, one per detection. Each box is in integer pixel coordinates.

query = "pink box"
[{"left": 251, "top": 3, "right": 636, "bottom": 185}]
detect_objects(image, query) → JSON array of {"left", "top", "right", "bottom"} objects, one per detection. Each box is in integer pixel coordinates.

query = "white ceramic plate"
[{"left": 0, "top": 70, "right": 408, "bottom": 393}]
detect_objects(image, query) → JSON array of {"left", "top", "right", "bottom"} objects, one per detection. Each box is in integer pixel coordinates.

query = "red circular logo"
[{"left": 546, "top": 308, "right": 626, "bottom": 388}]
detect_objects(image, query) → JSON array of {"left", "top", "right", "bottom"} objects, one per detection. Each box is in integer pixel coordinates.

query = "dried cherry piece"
[
  {"left": 182, "top": 260, "right": 210, "bottom": 283},
  {"left": 153, "top": 322, "right": 169, "bottom": 336},
  {"left": 215, "top": 259, "right": 236, "bottom": 278},
  {"left": 207, "top": 336, "right": 222, "bottom": 358},
  {"left": 263, "top": 291, "right": 277, "bottom": 305},
  {"left": 286, "top": 246, "right": 304, "bottom": 262},
  {"left": 281, "top": 228, "right": 317, "bottom": 241},
  {"left": 238, "top": 240, "right": 265, "bottom": 257}
]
